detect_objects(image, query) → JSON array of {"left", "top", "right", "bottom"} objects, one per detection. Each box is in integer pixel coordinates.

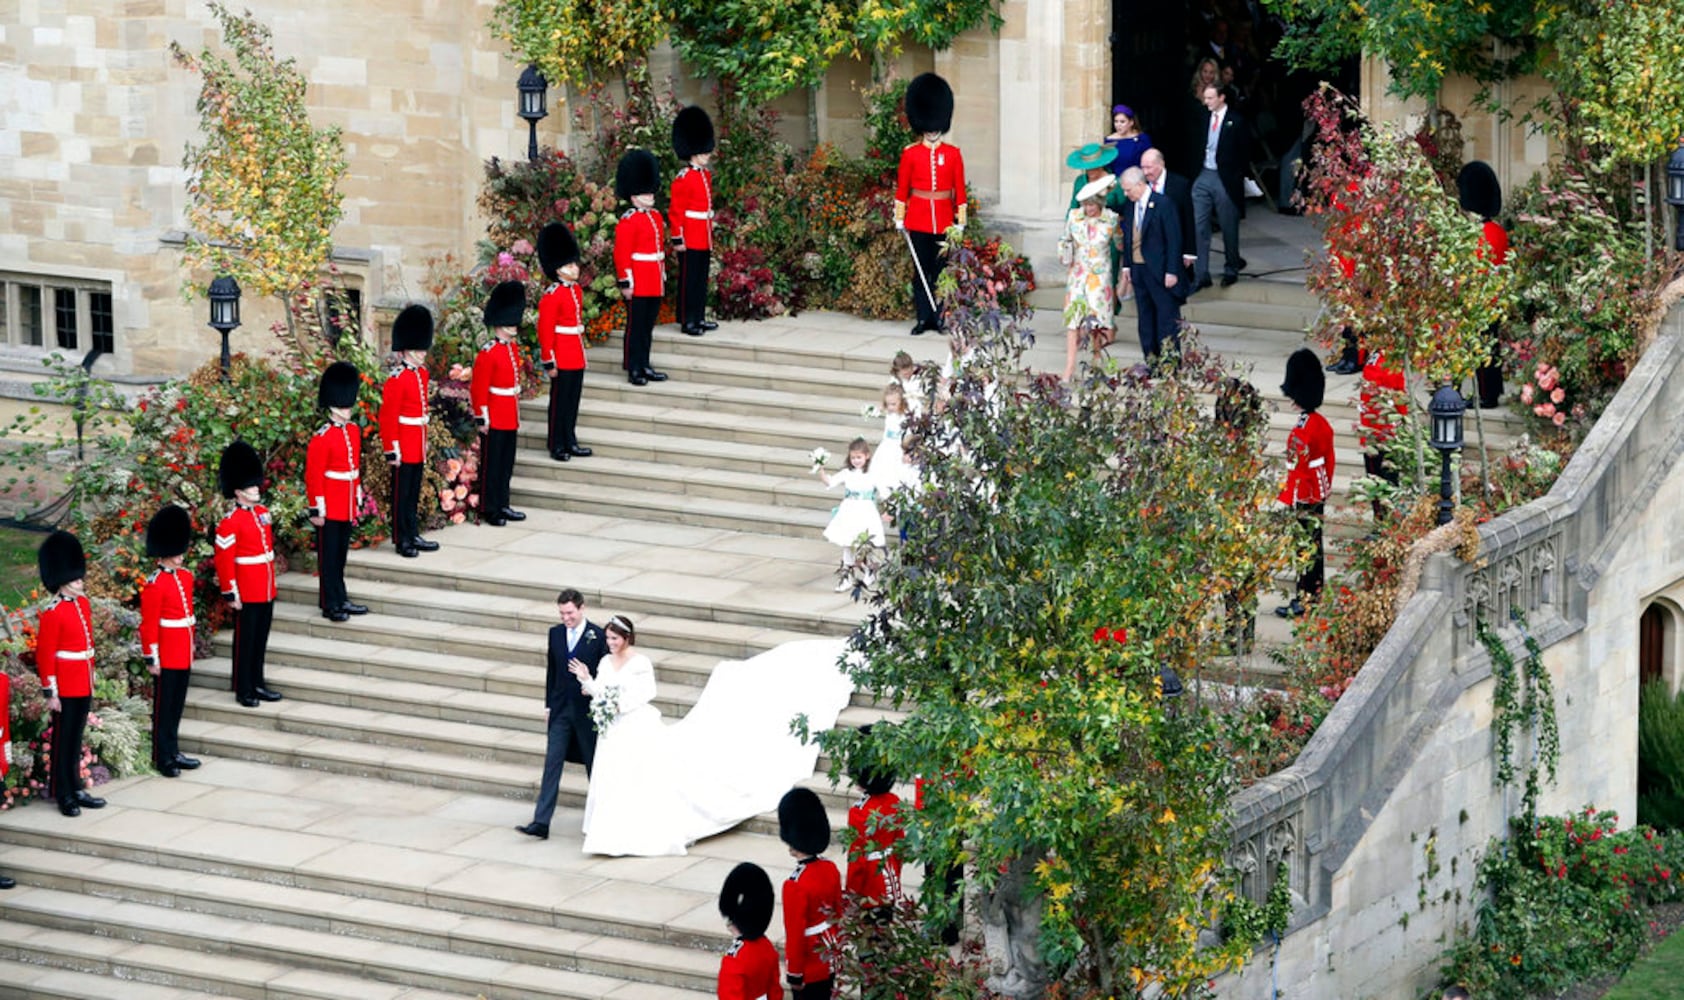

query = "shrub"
[{"left": 1639, "top": 680, "right": 1684, "bottom": 831}]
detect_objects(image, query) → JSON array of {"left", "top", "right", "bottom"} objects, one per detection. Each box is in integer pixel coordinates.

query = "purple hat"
[{"left": 1112, "top": 104, "right": 1135, "bottom": 119}]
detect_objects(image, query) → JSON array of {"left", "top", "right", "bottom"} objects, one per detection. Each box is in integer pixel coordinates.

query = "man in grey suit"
[
  {"left": 1117, "top": 167, "right": 1185, "bottom": 362},
  {"left": 517, "top": 587, "right": 608, "bottom": 840},
  {"left": 1191, "top": 84, "right": 1248, "bottom": 289}
]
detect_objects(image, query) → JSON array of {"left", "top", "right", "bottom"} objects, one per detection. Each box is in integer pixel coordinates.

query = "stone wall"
[{"left": 1218, "top": 303, "right": 1684, "bottom": 999}]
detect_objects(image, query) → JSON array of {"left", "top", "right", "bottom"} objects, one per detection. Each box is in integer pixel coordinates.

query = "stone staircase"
[{"left": 0, "top": 282, "right": 1524, "bottom": 998}]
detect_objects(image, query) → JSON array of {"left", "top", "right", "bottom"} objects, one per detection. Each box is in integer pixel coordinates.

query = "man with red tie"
[
  {"left": 778, "top": 787, "right": 842, "bottom": 999},
  {"left": 471, "top": 280, "right": 528, "bottom": 526},
  {"left": 306, "top": 361, "right": 368, "bottom": 622},
  {"left": 1275, "top": 349, "right": 1334, "bottom": 619},
  {"left": 140, "top": 505, "right": 200, "bottom": 778},
  {"left": 35, "top": 529, "right": 106, "bottom": 816},
  {"left": 894, "top": 72, "right": 966, "bottom": 337},
  {"left": 0, "top": 666, "right": 15, "bottom": 886},
  {"left": 717, "top": 862, "right": 783, "bottom": 1000},
  {"left": 613, "top": 148, "right": 669, "bottom": 386},
  {"left": 380, "top": 304, "right": 436, "bottom": 558},
  {"left": 670, "top": 105, "right": 719, "bottom": 338},
  {"left": 536, "top": 222, "right": 592, "bottom": 462},
  {"left": 215, "top": 440, "right": 282, "bottom": 707}
]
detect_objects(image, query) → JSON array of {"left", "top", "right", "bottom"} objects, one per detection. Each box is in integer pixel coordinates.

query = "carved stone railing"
[{"left": 1227, "top": 304, "right": 1684, "bottom": 925}]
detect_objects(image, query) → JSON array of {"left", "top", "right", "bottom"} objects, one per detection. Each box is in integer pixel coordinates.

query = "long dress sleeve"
[{"left": 618, "top": 655, "right": 657, "bottom": 713}]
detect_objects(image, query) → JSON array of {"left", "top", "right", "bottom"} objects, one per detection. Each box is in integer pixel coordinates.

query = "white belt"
[
  {"left": 631, "top": 252, "right": 664, "bottom": 261},
  {"left": 1308, "top": 457, "right": 1326, "bottom": 469},
  {"left": 684, "top": 210, "right": 712, "bottom": 220},
  {"left": 489, "top": 385, "right": 519, "bottom": 396},
  {"left": 325, "top": 469, "right": 359, "bottom": 481},
  {"left": 57, "top": 650, "right": 94, "bottom": 661},
  {"left": 160, "top": 616, "right": 197, "bottom": 628},
  {"left": 398, "top": 415, "right": 428, "bottom": 426},
  {"left": 803, "top": 920, "right": 831, "bottom": 937},
  {"left": 554, "top": 325, "right": 584, "bottom": 335},
  {"left": 235, "top": 552, "right": 274, "bottom": 565}
]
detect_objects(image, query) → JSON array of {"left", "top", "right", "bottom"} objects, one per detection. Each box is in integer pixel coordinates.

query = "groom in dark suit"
[
  {"left": 1117, "top": 166, "right": 1185, "bottom": 363},
  {"left": 517, "top": 587, "right": 608, "bottom": 840}
]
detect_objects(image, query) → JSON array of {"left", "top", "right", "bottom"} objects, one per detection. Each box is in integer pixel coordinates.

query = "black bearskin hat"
[
  {"left": 778, "top": 787, "right": 831, "bottom": 856},
  {"left": 1281, "top": 348, "right": 1326, "bottom": 413},
  {"left": 145, "top": 505, "right": 192, "bottom": 559},
  {"left": 905, "top": 72, "right": 954, "bottom": 135},
  {"left": 218, "top": 440, "right": 263, "bottom": 499},
  {"left": 38, "top": 530, "right": 86, "bottom": 592},
  {"left": 1457, "top": 161, "right": 1502, "bottom": 221},
  {"left": 849, "top": 724, "right": 896, "bottom": 797},
  {"left": 672, "top": 105, "right": 716, "bottom": 160},
  {"left": 318, "top": 361, "right": 360, "bottom": 409},
  {"left": 615, "top": 148, "right": 660, "bottom": 200},
  {"left": 718, "top": 862, "right": 775, "bottom": 940},
  {"left": 537, "top": 222, "right": 581, "bottom": 283},
  {"left": 483, "top": 281, "right": 526, "bottom": 328},
  {"left": 390, "top": 304, "right": 434, "bottom": 353}
]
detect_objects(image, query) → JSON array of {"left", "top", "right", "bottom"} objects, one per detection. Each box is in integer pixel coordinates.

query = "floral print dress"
[{"left": 1060, "top": 207, "right": 1119, "bottom": 331}]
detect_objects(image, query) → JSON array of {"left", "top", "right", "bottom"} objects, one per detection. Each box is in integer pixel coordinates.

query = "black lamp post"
[
  {"left": 517, "top": 64, "right": 549, "bottom": 162},
  {"left": 1666, "top": 141, "right": 1684, "bottom": 253},
  {"left": 1429, "top": 383, "right": 1467, "bottom": 526},
  {"left": 208, "top": 275, "right": 242, "bottom": 381}
]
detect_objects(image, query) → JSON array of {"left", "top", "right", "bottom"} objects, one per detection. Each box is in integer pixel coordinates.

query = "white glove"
[
  {"left": 894, "top": 218, "right": 905, "bottom": 232},
  {"left": 4, "top": 741, "right": 12, "bottom": 767}
]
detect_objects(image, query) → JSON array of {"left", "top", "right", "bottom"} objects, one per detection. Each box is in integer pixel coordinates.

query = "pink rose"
[
  {"left": 1520, "top": 385, "right": 1534, "bottom": 404},
  {"left": 450, "top": 512, "right": 466, "bottom": 524},
  {"left": 1550, "top": 387, "right": 1565, "bottom": 404},
  {"left": 454, "top": 484, "right": 468, "bottom": 499},
  {"left": 1553, "top": 412, "right": 1566, "bottom": 427},
  {"left": 511, "top": 239, "right": 534, "bottom": 255},
  {"left": 1538, "top": 373, "right": 1556, "bottom": 392}
]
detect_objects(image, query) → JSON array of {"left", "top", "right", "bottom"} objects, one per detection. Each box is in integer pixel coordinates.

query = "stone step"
[
  {"left": 0, "top": 887, "right": 708, "bottom": 1000},
  {"left": 510, "top": 450, "right": 836, "bottom": 512},
  {"left": 516, "top": 423, "right": 814, "bottom": 477},
  {"left": 589, "top": 317, "right": 914, "bottom": 376},
  {"left": 1180, "top": 298, "right": 1318, "bottom": 331},
  {"left": 511, "top": 472, "right": 831, "bottom": 538},
  {"left": 569, "top": 369, "right": 881, "bottom": 428},
  {"left": 572, "top": 391, "right": 874, "bottom": 452},
  {"left": 568, "top": 349, "right": 896, "bottom": 401},
  {"left": 0, "top": 953, "right": 237, "bottom": 1000}
]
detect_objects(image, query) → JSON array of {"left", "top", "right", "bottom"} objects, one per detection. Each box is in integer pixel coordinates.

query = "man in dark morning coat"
[
  {"left": 1191, "top": 84, "right": 1249, "bottom": 289},
  {"left": 1141, "top": 147, "right": 1197, "bottom": 292},
  {"left": 517, "top": 587, "right": 609, "bottom": 840},
  {"left": 1117, "top": 166, "right": 1186, "bottom": 363}
]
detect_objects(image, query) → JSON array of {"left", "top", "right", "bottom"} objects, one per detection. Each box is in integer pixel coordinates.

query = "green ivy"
[{"left": 1478, "top": 611, "right": 1560, "bottom": 823}]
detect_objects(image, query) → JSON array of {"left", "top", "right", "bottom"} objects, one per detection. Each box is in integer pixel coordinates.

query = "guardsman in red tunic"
[
  {"left": 307, "top": 362, "right": 368, "bottom": 622},
  {"left": 140, "top": 505, "right": 200, "bottom": 778},
  {"left": 778, "top": 787, "right": 842, "bottom": 1000},
  {"left": 35, "top": 530, "right": 105, "bottom": 816},
  {"left": 1358, "top": 347, "right": 1408, "bottom": 523},
  {"left": 0, "top": 669, "right": 14, "bottom": 886},
  {"left": 216, "top": 440, "right": 282, "bottom": 707},
  {"left": 894, "top": 72, "right": 967, "bottom": 337},
  {"left": 380, "top": 304, "right": 436, "bottom": 558},
  {"left": 537, "top": 222, "right": 592, "bottom": 462},
  {"left": 613, "top": 148, "right": 669, "bottom": 386},
  {"left": 845, "top": 724, "right": 904, "bottom": 913},
  {"left": 471, "top": 280, "right": 528, "bottom": 526},
  {"left": 670, "top": 105, "right": 718, "bottom": 338},
  {"left": 717, "top": 862, "right": 784, "bottom": 1000},
  {"left": 1459, "top": 161, "right": 1509, "bottom": 409},
  {"left": 1275, "top": 349, "right": 1335, "bottom": 619}
]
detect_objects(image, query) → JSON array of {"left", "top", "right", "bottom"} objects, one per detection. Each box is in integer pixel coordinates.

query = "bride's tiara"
[{"left": 608, "top": 614, "right": 633, "bottom": 632}]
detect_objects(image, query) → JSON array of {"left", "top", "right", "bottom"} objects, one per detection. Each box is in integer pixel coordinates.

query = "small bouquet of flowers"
[
  {"left": 809, "top": 447, "right": 830, "bottom": 474},
  {"left": 861, "top": 403, "right": 883, "bottom": 420},
  {"left": 588, "top": 685, "right": 622, "bottom": 733}
]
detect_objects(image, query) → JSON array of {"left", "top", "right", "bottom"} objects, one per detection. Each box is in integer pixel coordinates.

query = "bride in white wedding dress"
[{"left": 573, "top": 615, "right": 855, "bottom": 857}]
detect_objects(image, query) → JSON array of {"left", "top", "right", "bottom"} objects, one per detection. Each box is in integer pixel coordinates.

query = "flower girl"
[
  {"left": 890, "top": 351, "right": 925, "bottom": 416},
  {"left": 816, "top": 438, "right": 886, "bottom": 591},
  {"left": 871, "top": 383, "right": 911, "bottom": 490}
]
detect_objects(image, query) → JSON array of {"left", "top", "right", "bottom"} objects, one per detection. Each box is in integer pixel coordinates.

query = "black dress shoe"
[
  {"left": 568, "top": 445, "right": 592, "bottom": 458},
  {"left": 1220, "top": 274, "right": 1238, "bottom": 288},
  {"left": 551, "top": 449, "right": 571, "bottom": 462},
  {"left": 237, "top": 695, "right": 260, "bottom": 708},
  {"left": 682, "top": 324, "right": 705, "bottom": 337},
  {"left": 74, "top": 791, "right": 106, "bottom": 809},
  {"left": 482, "top": 515, "right": 506, "bottom": 527},
  {"left": 411, "top": 537, "right": 439, "bottom": 552},
  {"left": 58, "top": 801, "right": 80, "bottom": 817},
  {"left": 1273, "top": 599, "right": 1307, "bottom": 619},
  {"left": 323, "top": 608, "right": 350, "bottom": 623},
  {"left": 397, "top": 544, "right": 419, "bottom": 557},
  {"left": 255, "top": 687, "right": 283, "bottom": 702},
  {"left": 499, "top": 507, "right": 527, "bottom": 522},
  {"left": 1196, "top": 278, "right": 1214, "bottom": 291},
  {"left": 159, "top": 762, "right": 181, "bottom": 778},
  {"left": 910, "top": 323, "right": 927, "bottom": 336},
  {"left": 1329, "top": 359, "right": 1361, "bottom": 375},
  {"left": 515, "top": 821, "right": 550, "bottom": 840},
  {"left": 700, "top": 320, "right": 718, "bottom": 331},
  {"left": 1234, "top": 256, "right": 1248, "bottom": 271},
  {"left": 174, "top": 754, "right": 201, "bottom": 770},
  {"left": 628, "top": 373, "right": 648, "bottom": 386},
  {"left": 342, "top": 602, "right": 368, "bottom": 616},
  {"left": 0, "top": 875, "right": 15, "bottom": 890},
  {"left": 642, "top": 368, "right": 668, "bottom": 382}
]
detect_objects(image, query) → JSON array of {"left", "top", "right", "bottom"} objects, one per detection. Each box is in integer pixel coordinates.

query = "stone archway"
[{"left": 1641, "top": 599, "right": 1681, "bottom": 694}]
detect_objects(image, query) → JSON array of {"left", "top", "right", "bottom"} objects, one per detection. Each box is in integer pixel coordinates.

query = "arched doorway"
[
  {"left": 1638, "top": 601, "right": 1682, "bottom": 829},
  {"left": 1641, "top": 602, "right": 1675, "bottom": 690}
]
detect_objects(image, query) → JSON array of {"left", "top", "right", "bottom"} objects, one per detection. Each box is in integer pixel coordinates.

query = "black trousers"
[
  {"left": 532, "top": 705, "right": 595, "bottom": 825},
  {"left": 231, "top": 601, "right": 274, "bottom": 700},
  {"left": 547, "top": 369, "right": 584, "bottom": 453},
  {"left": 50, "top": 695, "right": 90, "bottom": 803},
  {"left": 793, "top": 980, "right": 833, "bottom": 1000},
  {"left": 316, "top": 519, "right": 351, "bottom": 611},
  {"left": 1338, "top": 326, "right": 1359, "bottom": 366},
  {"left": 481, "top": 429, "right": 517, "bottom": 515},
  {"left": 1130, "top": 263, "right": 1182, "bottom": 360},
  {"left": 1476, "top": 322, "right": 1504, "bottom": 407},
  {"left": 907, "top": 230, "right": 944, "bottom": 329},
  {"left": 678, "top": 248, "right": 710, "bottom": 327},
  {"left": 622, "top": 296, "right": 660, "bottom": 373},
  {"left": 152, "top": 669, "right": 190, "bottom": 767},
  {"left": 1294, "top": 501, "right": 1326, "bottom": 600},
  {"left": 392, "top": 461, "right": 422, "bottom": 545}
]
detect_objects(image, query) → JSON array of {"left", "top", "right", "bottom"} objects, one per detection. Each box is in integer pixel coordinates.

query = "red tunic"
[
  {"left": 470, "top": 339, "right": 523, "bottom": 431},
  {"left": 846, "top": 792, "right": 904, "bottom": 906},
  {"left": 1358, "top": 349, "right": 1408, "bottom": 451},
  {"left": 139, "top": 566, "right": 196, "bottom": 672},
  {"left": 1278, "top": 411, "right": 1336, "bottom": 506},
  {"left": 670, "top": 166, "right": 715, "bottom": 251},
  {"left": 379, "top": 363, "right": 429, "bottom": 465},
  {"left": 614, "top": 208, "right": 667, "bottom": 299},
  {"left": 717, "top": 936, "right": 783, "bottom": 1000},
  {"left": 537, "top": 281, "right": 587, "bottom": 371},
  {"left": 36, "top": 594, "right": 96, "bottom": 698},
  {"left": 215, "top": 504, "right": 277, "bottom": 604},
  {"left": 895, "top": 141, "right": 967, "bottom": 234},
  {"left": 0, "top": 671, "right": 11, "bottom": 777},
  {"left": 305, "top": 421, "right": 363, "bottom": 522},
  {"left": 1479, "top": 219, "right": 1509, "bottom": 266},
  {"left": 782, "top": 857, "right": 841, "bottom": 984}
]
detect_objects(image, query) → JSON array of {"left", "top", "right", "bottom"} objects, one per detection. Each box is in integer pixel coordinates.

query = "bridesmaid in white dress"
[
  {"left": 817, "top": 438, "right": 887, "bottom": 590},
  {"left": 871, "top": 383, "right": 910, "bottom": 491}
]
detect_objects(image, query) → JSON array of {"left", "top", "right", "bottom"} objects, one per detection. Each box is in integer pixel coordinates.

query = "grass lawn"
[
  {"left": 0, "top": 523, "right": 48, "bottom": 609},
  {"left": 1603, "top": 927, "right": 1684, "bottom": 999}
]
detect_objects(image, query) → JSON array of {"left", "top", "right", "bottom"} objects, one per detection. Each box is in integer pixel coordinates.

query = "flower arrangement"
[
  {"left": 1517, "top": 361, "right": 1577, "bottom": 431},
  {"left": 588, "top": 684, "right": 622, "bottom": 733},
  {"left": 809, "top": 447, "right": 830, "bottom": 473}
]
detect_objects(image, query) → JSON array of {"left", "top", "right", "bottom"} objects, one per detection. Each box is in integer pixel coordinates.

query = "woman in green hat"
[{"left": 1066, "top": 143, "right": 1127, "bottom": 212}]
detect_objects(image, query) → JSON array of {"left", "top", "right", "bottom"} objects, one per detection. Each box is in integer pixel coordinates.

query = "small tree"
[
  {"left": 169, "top": 3, "right": 347, "bottom": 322},
  {"left": 488, "top": 0, "right": 667, "bottom": 91}
]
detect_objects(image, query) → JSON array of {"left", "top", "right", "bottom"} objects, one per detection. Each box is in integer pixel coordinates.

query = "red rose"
[
  {"left": 1113, "top": 629, "right": 1127, "bottom": 645},
  {"left": 1092, "top": 627, "right": 1110, "bottom": 642}
]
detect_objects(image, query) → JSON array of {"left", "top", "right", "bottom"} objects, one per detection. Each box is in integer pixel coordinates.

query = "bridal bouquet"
[
  {"left": 589, "top": 685, "right": 622, "bottom": 733},
  {"left": 809, "top": 447, "right": 830, "bottom": 474}
]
